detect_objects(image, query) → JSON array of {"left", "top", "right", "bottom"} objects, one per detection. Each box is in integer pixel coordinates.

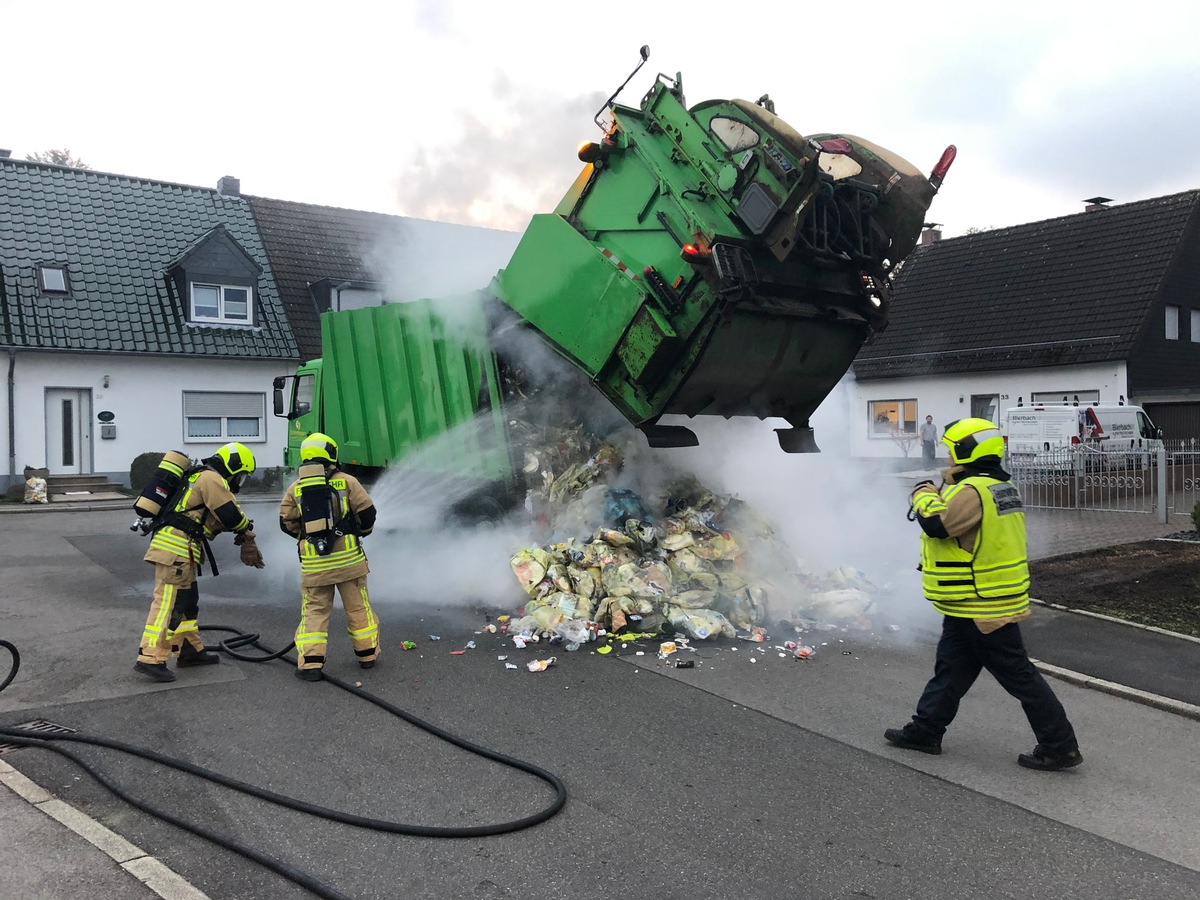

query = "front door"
[{"left": 45, "top": 388, "right": 92, "bottom": 475}]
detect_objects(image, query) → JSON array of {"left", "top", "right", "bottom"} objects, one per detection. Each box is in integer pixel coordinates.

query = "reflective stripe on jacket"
[
  {"left": 294, "top": 476, "right": 366, "bottom": 575},
  {"left": 919, "top": 475, "right": 1030, "bottom": 618}
]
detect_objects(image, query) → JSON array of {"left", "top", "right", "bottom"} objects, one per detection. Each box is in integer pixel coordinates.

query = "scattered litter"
[
  {"left": 794, "top": 645, "right": 815, "bottom": 660},
  {"left": 497, "top": 655, "right": 508, "bottom": 661},
  {"left": 401, "top": 641, "right": 417, "bottom": 651},
  {"left": 450, "top": 650, "right": 466, "bottom": 656},
  {"left": 428, "top": 635, "right": 441, "bottom": 641},
  {"left": 465, "top": 641, "right": 477, "bottom": 649},
  {"left": 505, "top": 663, "right": 519, "bottom": 670},
  {"left": 527, "top": 658, "right": 557, "bottom": 672},
  {"left": 673, "top": 659, "right": 695, "bottom": 669}
]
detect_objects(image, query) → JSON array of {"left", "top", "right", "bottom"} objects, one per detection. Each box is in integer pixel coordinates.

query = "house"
[
  {"left": 0, "top": 156, "right": 299, "bottom": 494},
  {"left": 0, "top": 153, "right": 522, "bottom": 495},
  {"left": 849, "top": 191, "right": 1200, "bottom": 459}
]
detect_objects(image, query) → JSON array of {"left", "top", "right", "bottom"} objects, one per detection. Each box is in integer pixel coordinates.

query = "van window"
[{"left": 1137, "top": 411, "right": 1158, "bottom": 439}]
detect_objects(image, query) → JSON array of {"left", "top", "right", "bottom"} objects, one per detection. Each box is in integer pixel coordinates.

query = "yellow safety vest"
[
  {"left": 294, "top": 476, "right": 366, "bottom": 575},
  {"left": 919, "top": 475, "right": 1030, "bottom": 618}
]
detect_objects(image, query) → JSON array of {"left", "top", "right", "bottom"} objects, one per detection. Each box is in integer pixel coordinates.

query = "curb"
[
  {"left": 1031, "top": 660, "right": 1200, "bottom": 723},
  {"left": 0, "top": 758, "right": 209, "bottom": 899},
  {"left": 1028, "top": 597, "right": 1200, "bottom": 721}
]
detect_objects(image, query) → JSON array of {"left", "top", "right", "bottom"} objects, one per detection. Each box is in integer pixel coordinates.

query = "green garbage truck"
[{"left": 274, "top": 49, "right": 954, "bottom": 481}]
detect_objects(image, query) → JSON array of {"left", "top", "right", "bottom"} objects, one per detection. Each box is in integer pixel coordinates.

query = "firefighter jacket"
[
  {"left": 911, "top": 467, "right": 1031, "bottom": 622},
  {"left": 143, "top": 468, "right": 252, "bottom": 567},
  {"left": 279, "top": 468, "right": 376, "bottom": 587}
]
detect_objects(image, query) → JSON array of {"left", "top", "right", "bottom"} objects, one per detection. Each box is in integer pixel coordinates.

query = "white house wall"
[
  {"left": 847, "top": 361, "right": 1130, "bottom": 459},
  {"left": 3, "top": 351, "right": 296, "bottom": 489}
]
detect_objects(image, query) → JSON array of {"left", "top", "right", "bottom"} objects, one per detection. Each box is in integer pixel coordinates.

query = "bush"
[
  {"left": 1192, "top": 501, "right": 1200, "bottom": 532},
  {"left": 130, "top": 452, "right": 167, "bottom": 492}
]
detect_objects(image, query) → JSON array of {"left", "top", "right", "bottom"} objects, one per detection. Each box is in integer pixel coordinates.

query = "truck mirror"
[{"left": 273, "top": 388, "right": 286, "bottom": 418}]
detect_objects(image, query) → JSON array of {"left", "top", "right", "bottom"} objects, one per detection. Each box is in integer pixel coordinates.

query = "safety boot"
[
  {"left": 295, "top": 668, "right": 322, "bottom": 682},
  {"left": 134, "top": 661, "right": 176, "bottom": 683},
  {"left": 1018, "top": 745, "right": 1083, "bottom": 771},
  {"left": 884, "top": 725, "right": 942, "bottom": 755},
  {"left": 177, "top": 644, "right": 220, "bottom": 667}
]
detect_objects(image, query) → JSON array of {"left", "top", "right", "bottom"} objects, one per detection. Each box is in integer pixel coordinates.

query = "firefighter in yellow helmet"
[
  {"left": 885, "top": 418, "right": 1083, "bottom": 771},
  {"left": 135, "top": 442, "right": 265, "bottom": 683},
  {"left": 279, "top": 433, "right": 379, "bottom": 680}
]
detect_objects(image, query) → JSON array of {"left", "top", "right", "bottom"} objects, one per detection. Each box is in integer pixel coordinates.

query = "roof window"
[
  {"left": 39, "top": 265, "right": 70, "bottom": 294},
  {"left": 190, "top": 282, "right": 254, "bottom": 326}
]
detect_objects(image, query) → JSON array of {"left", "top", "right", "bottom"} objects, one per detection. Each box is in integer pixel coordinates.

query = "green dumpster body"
[
  {"left": 282, "top": 71, "right": 944, "bottom": 466},
  {"left": 492, "top": 74, "right": 940, "bottom": 449},
  {"left": 282, "top": 298, "right": 511, "bottom": 483}
]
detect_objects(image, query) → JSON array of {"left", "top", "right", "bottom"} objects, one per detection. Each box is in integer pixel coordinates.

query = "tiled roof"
[
  {"left": 248, "top": 196, "right": 520, "bottom": 361},
  {"left": 853, "top": 191, "right": 1200, "bottom": 379},
  {"left": 0, "top": 158, "right": 297, "bottom": 358}
]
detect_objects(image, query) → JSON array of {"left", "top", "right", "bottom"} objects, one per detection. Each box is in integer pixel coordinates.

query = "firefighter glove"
[
  {"left": 239, "top": 536, "right": 265, "bottom": 569},
  {"left": 233, "top": 527, "right": 256, "bottom": 546}
]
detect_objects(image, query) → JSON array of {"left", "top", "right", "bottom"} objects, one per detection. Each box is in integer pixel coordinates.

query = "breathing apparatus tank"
[
  {"left": 131, "top": 450, "right": 193, "bottom": 534},
  {"left": 298, "top": 462, "right": 337, "bottom": 555}
]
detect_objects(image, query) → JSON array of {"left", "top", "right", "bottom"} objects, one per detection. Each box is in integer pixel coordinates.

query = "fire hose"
[{"left": 0, "top": 627, "right": 567, "bottom": 900}]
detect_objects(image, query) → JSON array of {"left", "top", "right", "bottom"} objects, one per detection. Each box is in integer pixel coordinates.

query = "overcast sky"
[{"left": 4, "top": 0, "right": 1198, "bottom": 239}]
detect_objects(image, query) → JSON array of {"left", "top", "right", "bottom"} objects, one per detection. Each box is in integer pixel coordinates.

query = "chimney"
[
  {"left": 1083, "top": 196, "right": 1112, "bottom": 212},
  {"left": 0, "top": 149, "right": 11, "bottom": 159},
  {"left": 920, "top": 223, "right": 943, "bottom": 245},
  {"left": 217, "top": 175, "right": 241, "bottom": 197}
]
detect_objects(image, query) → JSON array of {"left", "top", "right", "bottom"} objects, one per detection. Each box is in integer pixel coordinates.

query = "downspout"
[{"left": 7, "top": 349, "right": 15, "bottom": 486}]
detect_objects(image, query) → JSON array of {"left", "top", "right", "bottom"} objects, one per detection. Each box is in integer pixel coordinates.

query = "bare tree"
[
  {"left": 25, "top": 149, "right": 89, "bottom": 169},
  {"left": 889, "top": 424, "right": 920, "bottom": 458}
]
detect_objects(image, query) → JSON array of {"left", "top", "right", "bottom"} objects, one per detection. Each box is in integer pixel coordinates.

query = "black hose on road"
[{"left": 0, "top": 626, "right": 568, "bottom": 900}]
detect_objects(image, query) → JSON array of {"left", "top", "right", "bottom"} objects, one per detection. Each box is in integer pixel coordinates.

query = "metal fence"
[{"left": 1007, "top": 440, "right": 1200, "bottom": 522}]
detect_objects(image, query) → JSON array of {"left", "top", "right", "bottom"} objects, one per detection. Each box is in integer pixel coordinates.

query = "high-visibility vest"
[
  {"left": 294, "top": 476, "right": 365, "bottom": 575},
  {"left": 918, "top": 475, "right": 1030, "bottom": 618}
]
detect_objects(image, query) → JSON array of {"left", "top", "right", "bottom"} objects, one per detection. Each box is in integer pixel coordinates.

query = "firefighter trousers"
[
  {"left": 294, "top": 574, "right": 379, "bottom": 671},
  {"left": 138, "top": 561, "right": 206, "bottom": 665}
]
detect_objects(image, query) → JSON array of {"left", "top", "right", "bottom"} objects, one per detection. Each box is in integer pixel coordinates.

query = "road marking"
[{"left": 0, "top": 758, "right": 210, "bottom": 899}]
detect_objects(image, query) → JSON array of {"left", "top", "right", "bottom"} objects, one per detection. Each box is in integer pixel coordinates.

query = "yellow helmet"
[
  {"left": 942, "top": 418, "right": 1004, "bottom": 465},
  {"left": 209, "top": 442, "right": 256, "bottom": 491},
  {"left": 300, "top": 432, "right": 338, "bottom": 464}
]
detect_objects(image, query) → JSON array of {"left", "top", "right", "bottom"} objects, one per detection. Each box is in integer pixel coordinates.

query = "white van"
[{"left": 1003, "top": 403, "right": 1163, "bottom": 466}]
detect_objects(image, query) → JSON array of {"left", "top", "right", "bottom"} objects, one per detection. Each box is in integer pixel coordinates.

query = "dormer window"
[
  {"left": 190, "top": 282, "right": 252, "bottom": 325},
  {"left": 39, "top": 265, "right": 70, "bottom": 294}
]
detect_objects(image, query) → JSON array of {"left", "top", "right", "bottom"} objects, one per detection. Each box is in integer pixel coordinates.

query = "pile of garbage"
[{"left": 503, "top": 428, "right": 881, "bottom": 650}]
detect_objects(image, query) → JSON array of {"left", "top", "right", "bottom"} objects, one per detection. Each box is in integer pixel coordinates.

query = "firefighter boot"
[
  {"left": 134, "top": 661, "right": 176, "bottom": 683},
  {"left": 177, "top": 643, "right": 219, "bottom": 668},
  {"left": 295, "top": 668, "right": 323, "bottom": 682}
]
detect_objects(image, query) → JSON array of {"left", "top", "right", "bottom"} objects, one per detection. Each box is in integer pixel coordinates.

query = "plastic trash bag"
[
  {"left": 24, "top": 477, "right": 48, "bottom": 504},
  {"left": 665, "top": 605, "right": 736, "bottom": 640}
]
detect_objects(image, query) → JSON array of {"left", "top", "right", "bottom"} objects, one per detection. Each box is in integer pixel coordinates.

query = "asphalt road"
[{"left": 2, "top": 505, "right": 1199, "bottom": 900}]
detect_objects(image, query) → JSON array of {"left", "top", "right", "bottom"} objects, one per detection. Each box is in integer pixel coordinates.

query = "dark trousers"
[{"left": 910, "top": 616, "right": 1078, "bottom": 753}]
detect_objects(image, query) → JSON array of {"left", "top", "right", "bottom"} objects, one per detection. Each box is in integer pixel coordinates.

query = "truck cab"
[{"left": 273, "top": 361, "right": 322, "bottom": 470}]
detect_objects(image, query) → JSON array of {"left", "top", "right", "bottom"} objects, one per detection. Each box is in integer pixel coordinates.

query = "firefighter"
[
  {"left": 885, "top": 418, "right": 1083, "bottom": 771},
  {"left": 135, "top": 442, "right": 265, "bottom": 683},
  {"left": 279, "top": 433, "right": 379, "bottom": 680}
]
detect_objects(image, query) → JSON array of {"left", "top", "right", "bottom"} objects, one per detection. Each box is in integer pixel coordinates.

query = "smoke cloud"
[{"left": 392, "top": 77, "right": 606, "bottom": 232}]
